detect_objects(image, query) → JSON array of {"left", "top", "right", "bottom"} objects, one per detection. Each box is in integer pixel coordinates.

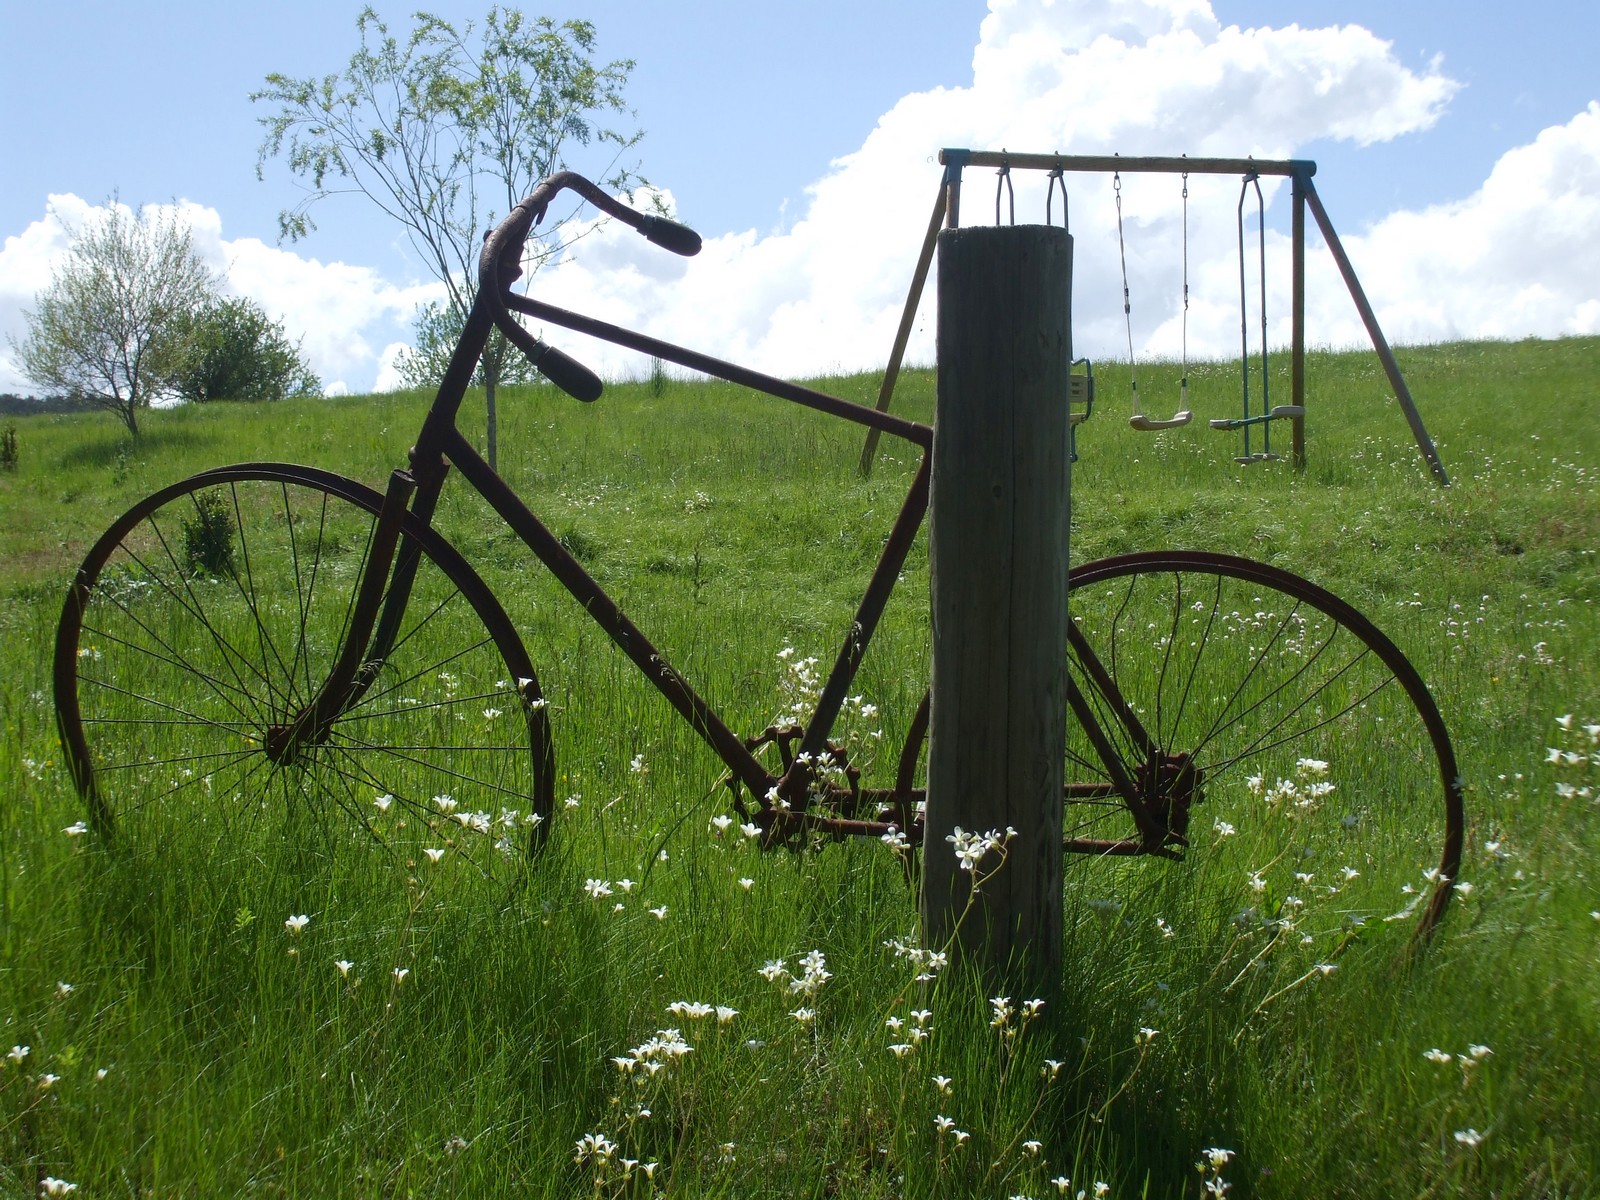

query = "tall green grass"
[{"left": 2, "top": 336, "right": 1597, "bottom": 1197}]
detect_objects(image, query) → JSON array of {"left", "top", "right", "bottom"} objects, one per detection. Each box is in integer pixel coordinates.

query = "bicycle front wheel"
[
  {"left": 1064, "top": 551, "right": 1463, "bottom": 937},
  {"left": 55, "top": 464, "right": 553, "bottom": 861}
]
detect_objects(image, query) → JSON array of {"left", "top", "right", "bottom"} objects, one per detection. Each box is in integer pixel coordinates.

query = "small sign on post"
[{"left": 923, "top": 223, "right": 1072, "bottom": 994}]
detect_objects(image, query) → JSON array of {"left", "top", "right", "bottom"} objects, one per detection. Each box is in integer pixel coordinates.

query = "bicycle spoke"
[
  {"left": 338, "top": 684, "right": 514, "bottom": 726},
  {"left": 57, "top": 469, "right": 542, "bottom": 859},
  {"left": 141, "top": 507, "right": 289, "bottom": 717},
  {"left": 80, "top": 548, "right": 269, "bottom": 727},
  {"left": 113, "top": 747, "right": 274, "bottom": 822},
  {"left": 77, "top": 623, "right": 261, "bottom": 729},
  {"left": 1059, "top": 551, "right": 1461, "bottom": 938},
  {"left": 220, "top": 482, "right": 314, "bottom": 715},
  {"left": 326, "top": 728, "right": 536, "bottom": 806}
]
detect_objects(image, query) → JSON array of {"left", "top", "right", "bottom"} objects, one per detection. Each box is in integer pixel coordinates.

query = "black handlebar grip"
[
  {"left": 638, "top": 214, "right": 702, "bottom": 257},
  {"left": 533, "top": 341, "right": 604, "bottom": 403}
]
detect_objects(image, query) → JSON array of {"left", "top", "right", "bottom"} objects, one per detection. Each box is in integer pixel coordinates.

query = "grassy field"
[{"left": 1, "top": 335, "right": 1597, "bottom": 1198}]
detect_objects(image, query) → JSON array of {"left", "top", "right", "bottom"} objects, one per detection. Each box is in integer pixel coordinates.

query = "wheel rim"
[
  {"left": 56, "top": 465, "right": 550, "bottom": 865},
  {"left": 1063, "top": 551, "right": 1463, "bottom": 939}
]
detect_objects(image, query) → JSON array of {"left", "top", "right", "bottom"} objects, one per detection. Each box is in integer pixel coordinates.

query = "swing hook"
[
  {"left": 995, "top": 159, "right": 1015, "bottom": 226},
  {"left": 1046, "top": 166, "right": 1068, "bottom": 231}
]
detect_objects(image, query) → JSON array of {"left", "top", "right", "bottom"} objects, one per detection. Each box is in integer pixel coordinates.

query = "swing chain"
[
  {"left": 1114, "top": 172, "right": 1131, "bottom": 318},
  {"left": 1113, "top": 171, "right": 1139, "bottom": 407}
]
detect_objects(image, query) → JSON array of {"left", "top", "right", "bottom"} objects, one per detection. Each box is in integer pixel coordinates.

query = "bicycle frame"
[
  {"left": 52, "top": 169, "right": 1466, "bottom": 946},
  {"left": 286, "top": 172, "right": 1178, "bottom": 852}
]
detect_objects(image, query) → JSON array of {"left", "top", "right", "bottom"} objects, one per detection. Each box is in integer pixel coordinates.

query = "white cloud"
[
  {"left": 523, "top": 0, "right": 1470, "bottom": 387},
  {"left": 372, "top": 341, "right": 415, "bottom": 394},
  {"left": 6, "top": 1, "right": 1594, "bottom": 403},
  {"left": 1313, "top": 102, "right": 1600, "bottom": 346},
  {"left": 0, "top": 194, "right": 440, "bottom": 395},
  {"left": 0, "top": 197, "right": 80, "bottom": 393},
  {"left": 525, "top": 0, "right": 1600, "bottom": 406}
]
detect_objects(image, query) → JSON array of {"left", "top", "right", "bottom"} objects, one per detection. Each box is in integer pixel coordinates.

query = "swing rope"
[
  {"left": 1118, "top": 171, "right": 1193, "bottom": 431},
  {"left": 1115, "top": 172, "right": 1138, "bottom": 406}
]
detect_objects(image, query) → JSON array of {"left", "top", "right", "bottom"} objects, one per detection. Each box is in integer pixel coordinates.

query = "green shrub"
[{"left": 182, "top": 488, "right": 237, "bottom": 576}]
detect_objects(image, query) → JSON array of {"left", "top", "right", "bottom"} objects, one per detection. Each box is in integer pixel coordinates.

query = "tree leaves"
[{"left": 251, "top": 6, "right": 645, "bottom": 461}]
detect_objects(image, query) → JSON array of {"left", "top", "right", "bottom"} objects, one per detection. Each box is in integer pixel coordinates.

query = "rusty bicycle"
[{"left": 54, "top": 171, "right": 1465, "bottom": 934}]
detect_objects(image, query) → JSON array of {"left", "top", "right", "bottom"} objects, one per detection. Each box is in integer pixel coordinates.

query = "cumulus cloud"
[
  {"left": 0, "top": 194, "right": 441, "bottom": 395},
  {"left": 4, "top": 0, "right": 1595, "bottom": 400},
  {"left": 529, "top": 0, "right": 1468, "bottom": 383},
  {"left": 1313, "top": 102, "right": 1600, "bottom": 345},
  {"left": 532, "top": 0, "right": 1596, "bottom": 391}
]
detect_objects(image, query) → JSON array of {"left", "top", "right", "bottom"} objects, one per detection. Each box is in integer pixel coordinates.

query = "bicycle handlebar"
[{"left": 479, "top": 172, "right": 702, "bottom": 403}]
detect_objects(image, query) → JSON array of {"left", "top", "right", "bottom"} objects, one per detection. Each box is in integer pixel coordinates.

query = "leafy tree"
[
  {"left": 12, "top": 200, "right": 219, "bottom": 437},
  {"left": 164, "top": 297, "right": 321, "bottom": 403},
  {"left": 253, "top": 6, "right": 642, "bottom": 467}
]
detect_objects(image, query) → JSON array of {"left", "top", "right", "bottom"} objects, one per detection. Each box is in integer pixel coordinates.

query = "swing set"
[{"left": 858, "top": 150, "right": 1450, "bottom": 485}]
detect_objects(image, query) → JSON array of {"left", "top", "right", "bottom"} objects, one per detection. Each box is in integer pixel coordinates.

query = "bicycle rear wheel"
[
  {"left": 1063, "top": 551, "right": 1463, "bottom": 937},
  {"left": 55, "top": 464, "right": 553, "bottom": 862}
]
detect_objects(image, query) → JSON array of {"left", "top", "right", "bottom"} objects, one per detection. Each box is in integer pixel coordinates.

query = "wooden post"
[{"left": 924, "top": 225, "right": 1071, "bottom": 993}]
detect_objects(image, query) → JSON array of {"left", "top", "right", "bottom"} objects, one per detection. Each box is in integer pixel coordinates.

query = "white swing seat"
[{"left": 1130, "top": 410, "right": 1192, "bottom": 431}]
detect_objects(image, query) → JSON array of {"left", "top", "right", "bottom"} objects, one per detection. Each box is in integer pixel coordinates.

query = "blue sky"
[{"left": 3, "top": 0, "right": 1597, "bottom": 394}]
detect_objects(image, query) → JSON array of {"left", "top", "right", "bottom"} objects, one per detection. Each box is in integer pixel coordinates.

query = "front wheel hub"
[
  {"left": 1138, "top": 752, "right": 1202, "bottom": 847},
  {"left": 262, "top": 722, "right": 298, "bottom": 765}
]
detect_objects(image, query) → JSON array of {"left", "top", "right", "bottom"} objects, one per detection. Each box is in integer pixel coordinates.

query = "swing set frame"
[{"left": 858, "top": 150, "right": 1451, "bottom": 486}]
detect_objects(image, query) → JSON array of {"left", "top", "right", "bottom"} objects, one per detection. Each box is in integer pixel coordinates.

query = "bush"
[
  {"left": 164, "top": 297, "right": 321, "bottom": 404},
  {"left": 182, "top": 489, "right": 237, "bottom": 577}
]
